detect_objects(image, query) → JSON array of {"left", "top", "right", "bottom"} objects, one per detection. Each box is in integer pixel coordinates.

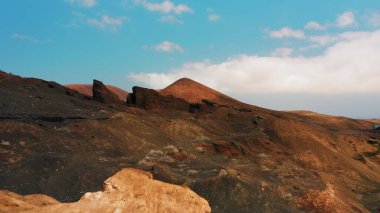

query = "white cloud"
[
  {"left": 208, "top": 14, "right": 220, "bottom": 22},
  {"left": 87, "top": 15, "right": 127, "bottom": 32},
  {"left": 154, "top": 41, "right": 184, "bottom": 53},
  {"left": 130, "top": 29, "right": 380, "bottom": 94},
  {"left": 309, "top": 35, "right": 337, "bottom": 45},
  {"left": 305, "top": 21, "right": 325, "bottom": 30},
  {"left": 367, "top": 11, "right": 380, "bottom": 27},
  {"left": 207, "top": 8, "right": 220, "bottom": 22},
  {"left": 135, "top": 0, "right": 192, "bottom": 14},
  {"left": 271, "top": 48, "right": 293, "bottom": 57},
  {"left": 269, "top": 27, "right": 305, "bottom": 39},
  {"left": 66, "top": 0, "right": 97, "bottom": 7},
  {"left": 158, "top": 15, "right": 183, "bottom": 24},
  {"left": 12, "top": 33, "right": 41, "bottom": 43},
  {"left": 336, "top": 11, "right": 356, "bottom": 27},
  {"left": 309, "top": 31, "right": 371, "bottom": 46}
]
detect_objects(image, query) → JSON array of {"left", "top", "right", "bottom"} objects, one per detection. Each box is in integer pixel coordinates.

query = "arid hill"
[
  {"left": 0, "top": 70, "right": 379, "bottom": 212},
  {"left": 66, "top": 84, "right": 128, "bottom": 101},
  {"left": 159, "top": 78, "right": 244, "bottom": 106}
]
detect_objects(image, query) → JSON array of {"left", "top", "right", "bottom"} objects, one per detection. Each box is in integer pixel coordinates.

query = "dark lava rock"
[
  {"left": 126, "top": 86, "right": 217, "bottom": 113},
  {"left": 93, "top": 80, "right": 121, "bottom": 104},
  {"left": 127, "top": 86, "right": 191, "bottom": 111}
]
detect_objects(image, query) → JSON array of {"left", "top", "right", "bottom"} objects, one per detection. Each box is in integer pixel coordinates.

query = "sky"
[{"left": 1, "top": 0, "right": 380, "bottom": 118}]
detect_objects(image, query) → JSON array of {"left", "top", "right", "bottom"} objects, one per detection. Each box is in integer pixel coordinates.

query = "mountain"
[
  {"left": 159, "top": 78, "right": 244, "bottom": 106},
  {"left": 0, "top": 70, "right": 379, "bottom": 212},
  {"left": 66, "top": 84, "right": 128, "bottom": 101}
]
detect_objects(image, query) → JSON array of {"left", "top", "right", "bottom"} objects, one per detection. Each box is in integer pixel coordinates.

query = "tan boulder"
[{"left": 0, "top": 168, "right": 211, "bottom": 213}]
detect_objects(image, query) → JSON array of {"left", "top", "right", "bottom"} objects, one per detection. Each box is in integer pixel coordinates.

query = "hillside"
[
  {"left": 0, "top": 70, "right": 379, "bottom": 212},
  {"left": 159, "top": 78, "right": 243, "bottom": 106}
]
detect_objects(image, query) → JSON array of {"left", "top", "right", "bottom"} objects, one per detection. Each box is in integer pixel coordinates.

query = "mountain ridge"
[{"left": 0, "top": 70, "right": 379, "bottom": 212}]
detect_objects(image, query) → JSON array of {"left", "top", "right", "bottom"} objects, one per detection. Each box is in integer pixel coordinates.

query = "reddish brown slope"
[
  {"left": 66, "top": 84, "right": 128, "bottom": 101},
  {"left": 159, "top": 78, "right": 243, "bottom": 106}
]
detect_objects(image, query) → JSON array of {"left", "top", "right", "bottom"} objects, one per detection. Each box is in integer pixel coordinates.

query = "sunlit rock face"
[{"left": 0, "top": 168, "right": 211, "bottom": 213}]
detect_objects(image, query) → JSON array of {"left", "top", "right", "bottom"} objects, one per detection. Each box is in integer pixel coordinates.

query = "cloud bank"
[{"left": 130, "top": 29, "right": 380, "bottom": 94}]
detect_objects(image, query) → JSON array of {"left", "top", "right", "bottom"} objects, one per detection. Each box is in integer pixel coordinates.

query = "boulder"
[
  {"left": 92, "top": 80, "right": 121, "bottom": 104},
  {"left": 0, "top": 168, "right": 211, "bottom": 213}
]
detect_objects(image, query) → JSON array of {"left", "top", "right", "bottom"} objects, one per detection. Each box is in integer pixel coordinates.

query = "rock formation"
[
  {"left": 93, "top": 80, "right": 122, "bottom": 104},
  {"left": 0, "top": 168, "right": 211, "bottom": 213},
  {"left": 127, "top": 86, "right": 191, "bottom": 111},
  {"left": 66, "top": 84, "right": 128, "bottom": 101}
]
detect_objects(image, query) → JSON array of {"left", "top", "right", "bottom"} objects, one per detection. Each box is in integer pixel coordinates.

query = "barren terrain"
[{"left": 0, "top": 70, "right": 379, "bottom": 212}]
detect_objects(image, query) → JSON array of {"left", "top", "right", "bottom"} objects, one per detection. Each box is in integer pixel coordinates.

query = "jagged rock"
[
  {"left": 0, "top": 168, "right": 211, "bottom": 213},
  {"left": 93, "top": 80, "right": 121, "bottom": 104},
  {"left": 126, "top": 86, "right": 217, "bottom": 113},
  {"left": 127, "top": 86, "right": 191, "bottom": 111},
  {"left": 66, "top": 84, "right": 128, "bottom": 101}
]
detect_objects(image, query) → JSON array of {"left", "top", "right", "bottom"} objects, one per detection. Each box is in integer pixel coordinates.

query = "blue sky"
[{"left": 1, "top": 0, "right": 380, "bottom": 118}]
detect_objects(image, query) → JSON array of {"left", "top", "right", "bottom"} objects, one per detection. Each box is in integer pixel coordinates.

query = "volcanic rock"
[
  {"left": 127, "top": 86, "right": 191, "bottom": 111},
  {"left": 0, "top": 168, "right": 211, "bottom": 213},
  {"left": 66, "top": 84, "right": 128, "bottom": 101},
  {"left": 92, "top": 80, "right": 122, "bottom": 104}
]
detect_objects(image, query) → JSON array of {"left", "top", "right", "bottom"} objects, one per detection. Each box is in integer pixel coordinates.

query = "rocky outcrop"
[
  {"left": 0, "top": 168, "right": 211, "bottom": 213},
  {"left": 66, "top": 84, "right": 128, "bottom": 101},
  {"left": 127, "top": 86, "right": 192, "bottom": 111},
  {"left": 126, "top": 86, "right": 219, "bottom": 113},
  {"left": 93, "top": 80, "right": 122, "bottom": 104}
]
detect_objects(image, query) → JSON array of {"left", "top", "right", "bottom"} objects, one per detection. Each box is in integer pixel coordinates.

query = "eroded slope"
[{"left": 1, "top": 71, "right": 379, "bottom": 212}]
